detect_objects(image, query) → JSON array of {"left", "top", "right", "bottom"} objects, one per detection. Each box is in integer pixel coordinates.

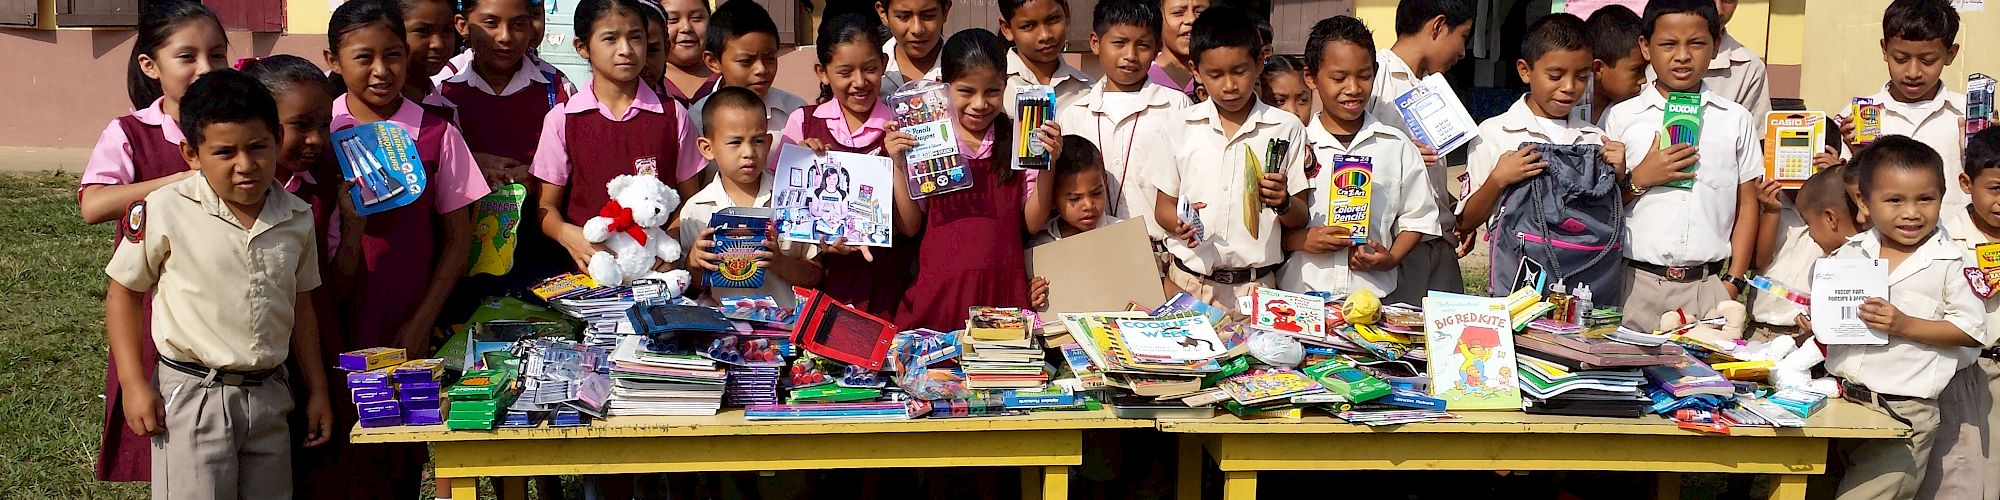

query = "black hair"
[
  {"left": 1855, "top": 135, "right": 1947, "bottom": 197},
  {"left": 701, "top": 86, "right": 767, "bottom": 135},
  {"left": 999, "top": 0, "right": 1067, "bottom": 21},
  {"left": 1091, "top": 0, "right": 1159, "bottom": 39},
  {"left": 1585, "top": 5, "right": 1642, "bottom": 64},
  {"left": 1641, "top": 0, "right": 1721, "bottom": 42},
  {"left": 1259, "top": 54, "right": 1303, "bottom": 89},
  {"left": 875, "top": 0, "right": 950, "bottom": 10},
  {"left": 1797, "top": 166, "right": 1853, "bottom": 223},
  {"left": 241, "top": 55, "right": 342, "bottom": 100},
  {"left": 329, "top": 0, "right": 406, "bottom": 56},
  {"left": 635, "top": 0, "right": 667, "bottom": 27},
  {"left": 1304, "top": 15, "right": 1374, "bottom": 73},
  {"left": 1393, "top": 0, "right": 1475, "bottom": 37},
  {"left": 178, "top": 70, "right": 282, "bottom": 148},
  {"left": 128, "top": 0, "right": 224, "bottom": 109},
  {"left": 1053, "top": 134, "right": 1105, "bottom": 183},
  {"left": 814, "top": 12, "right": 887, "bottom": 103},
  {"left": 942, "top": 28, "right": 1008, "bottom": 83},
  {"left": 1883, "top": 0, "right": 1959, "bottom": 44},
  {"left": 1967, "top": 127, "right": 2000, "bottom": 178},
  {"left": 1253, "top": 14, "right": 1272, "bottom": 50},
  {"left": 573, "top": 0, "right": 649, "bottom": 41},
  {"left": 1188, "top": 6, "right": 1259, "bottom": 65},
  {"left": 1520, "top": 13, "right": 1588, "bottom": 67},
  {"left": 705, "top": 0, "right": 778, "bottom": 57}
]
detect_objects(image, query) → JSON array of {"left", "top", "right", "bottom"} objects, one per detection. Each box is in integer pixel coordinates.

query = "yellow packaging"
[
  {"left": 1978, "top": 243, "right": 2000, "bottom": 287},
  {"left": 1324, "top": 155, "right": 1372, "bottom": 243}
]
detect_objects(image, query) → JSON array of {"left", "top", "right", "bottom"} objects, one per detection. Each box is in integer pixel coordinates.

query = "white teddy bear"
[{"left": 582, "top": 174, "right": 690, "bottom": 290}]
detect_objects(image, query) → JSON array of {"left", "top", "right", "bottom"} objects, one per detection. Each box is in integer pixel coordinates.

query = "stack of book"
[
  {"left": 1517, "top": 354, "right": 1649, "bottom": 417},
  {"left": 606, "top": 336, "right": 726, "bottom": 416},
  {"left": 1516, "top": 327, "right": 1685, "bottom": 369},
  {"left": 1642, "top": 353, "right": 1736, "bottom": 398},
  {"left": 961, "top": 307, "right": 1049, "bottom": 390},
  {"left": 1058, "top": 313, "right": 1224, "bottom": 396},
  {"left": 542, "top": 278, "right": 638, "bottom": 347}
]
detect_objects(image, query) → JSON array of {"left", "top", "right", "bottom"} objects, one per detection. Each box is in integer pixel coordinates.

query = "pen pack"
[
  {"left": 331, "top": 122, "right": 428, "bottom": 215},
  {"left": 1012, "top": 85, "right": 1056, "bottom": 170},
  {"left": 1970, "top": 73, "right": 1995, "bottom": 139}
]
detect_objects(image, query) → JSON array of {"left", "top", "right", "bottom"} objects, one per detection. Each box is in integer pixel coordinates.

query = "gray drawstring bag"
[{"left": 1484, "top": 142, "right": 1626, "bottom": 304}]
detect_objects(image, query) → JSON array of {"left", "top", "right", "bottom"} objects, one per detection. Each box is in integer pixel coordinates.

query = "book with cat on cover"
[{"left": 1114, "top": 316, "right": 1227, "bottom": 362}]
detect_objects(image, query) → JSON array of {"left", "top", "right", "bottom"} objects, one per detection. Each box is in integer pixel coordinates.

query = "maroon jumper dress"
[
  {"left": 558, "top": 98, "right": 684, "bottom": 227},
  {"left": 798, "top": 112, "right": 911, "bottom": 321},
  {"left": 436, "top": 76, "right": 570, "bottom": 314},
  {"left": 894, "top": 124, "right": 1030, "bottom": 331},
  {"left": 93, "top": 114, "right": 186, "bottom": 482}
]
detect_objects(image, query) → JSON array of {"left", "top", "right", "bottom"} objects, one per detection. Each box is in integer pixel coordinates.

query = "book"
[
  {"left": 1217, "top": 367, "right": 1325, "bottom": 405},
  {"left": 468, "top": 183, "right": 526, "bottom": 276},
  {"left": 1764, "top": 112, "right": 1827, "bottom": 189},
  {"left": 1243, "top": 144, "right": 1263, "bottom": 238},
  {"left": 1114, "top": 316, "right": 1228, "bottom": 362},
  {"left": 1659, "top": 92, "right": 1703, "bottom": 189},
  {"left": 1810, "top": 258, "right": 1890, "bottom": 345},
  {"left": 745, "top": 401, "right": 925, "bottom": 421},
  {"left": 773, "top": 144, "right": 894, "bottom": 247},
  {"left": 1324, "top": 155, "right": 1372, "bottom": 244},
  {"left": 1521, "top": 329, "right": 1685, "bottom": 356},
  {"left": 331, "top": 121, "right": 428, "bottom": 215},
  {"left": 1514, "top": 334, "right": 1683, "bottom": 368},
  {"left": 1391, "top": 73, "right": 1478, "bottom": 156},
  {"left": 1422, "top": 292, "right": 1522, "bottom": 410},
  {"left": 889, "top": 80, "right": 970, "bottom": 198},
  {"left": 1642, "top": 354, "right": 1735, "bottom": 398},
  {"left": 1253, "top": 288, "right": 1328, "bottom": 343},
  {"left": 966, "top": 306, "right": 1031, "bottom": 341},
  {"left": 1013, "top": 85, "right": 1055, "bottom": 170},
  {"left": 706, "top": 207, "right": 774, "bottom": 288}
]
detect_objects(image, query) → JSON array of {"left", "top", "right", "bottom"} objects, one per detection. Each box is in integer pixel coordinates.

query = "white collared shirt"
[
  {"left": 882, "top": 38, "right": 943, "bottom": 94},
  {"left": 1825, "top": 228, "right": 1989, "bottom": 399},
  {"left": 1369, "top": 49, "right": 1421, "bottom": 134},
  {"left": 1005, "top": 49, "right": 1093, "bottom": 112},
  {"left": 689, "top": 88, "right": 808, "bottom": 141},
  {"left": 1460, "top": 97, "right": 1607, "bottom": 216},
  {"left": 1939, "top": 207, "right": 2000, "bottom": 347},
  {"left": 1839, "top": 85, "right": 1970, "bottom": 207},
  {"left": 1603, "top": 84, "right": 1764, "bottom": 267},
  {"left": 1055, "top": 80, "right": 1192, "bottom": 237},
  {"left": 1750, "top": 211, "right": 1819, "bottom": 325},
  {"left": 442, "top": 55, "right": 558, "bottom": 97},
  {"left": 678, "top": 174, "right": 813, "bottom": 307},
  {"left": 1278, "top": 113, "right": 1440, "bottom": 296},
  {"left": 1150, "top": 101, "right": 1311, "bottom": 274}
]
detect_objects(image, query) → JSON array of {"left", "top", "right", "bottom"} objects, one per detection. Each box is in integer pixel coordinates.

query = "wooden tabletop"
[
  {"left": 350, "top": 408, "right": 1148, "bottom": 444},
  {"left": 1155, "top": 399, "right": 1909, "bottom": 439}
]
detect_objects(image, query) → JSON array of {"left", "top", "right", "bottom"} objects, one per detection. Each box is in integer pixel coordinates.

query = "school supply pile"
[
  {"left": 1516, "top": 355, "right": 1648, "bottom": 417},
  {"left": 536, "top": 273, "right": 639, "bottom": 346},
  {"left": 961, "top": 307, "right": 1050, "bottom": 390},
  {"left": 606, "top": 335, "right": 726, "bottom": 416},
  {"left": 445, "top": 368, "right": 520, "bottom": 430}
]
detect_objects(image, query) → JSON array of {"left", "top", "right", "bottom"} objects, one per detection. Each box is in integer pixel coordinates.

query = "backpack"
[{"left": 1485, "top": 142, "right": 1626, "bottom": 303}]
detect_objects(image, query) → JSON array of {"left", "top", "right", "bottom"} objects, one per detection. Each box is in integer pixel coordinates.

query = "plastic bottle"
[{"left": 1575, "top": 284, "right": 1595, "bottom": 319}]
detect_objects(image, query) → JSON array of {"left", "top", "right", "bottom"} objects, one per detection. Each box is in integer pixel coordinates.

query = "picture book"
[
  {"left": 1422, "top": 292, "right": 1522, "bottom": 410},
  {"left": 1253, "top": 288, "right": 1328, "bottom": 343},
  {"left": 773, "top": 144, "right": 894, "bottom": 247},
  {"left": 1764, "top": 112, "right": 1827, "bottom": 189},
  {"left": 468, "top": 183, "right": 525, "bottom": 276},
  {"left": 706, "top": 207, "right": 774, "bottom": 289},
  {"left": 966, "top": 306, "right": 1031, "bottom": 341},
  {"left": 1243, "top": 145, "right": 1263, "bottom": 238},
  {"left": 1114, "top": 316, "right": 1228, "bottom": 362},
  {"left": 1810, "top": 258, "right": 1890, "bottom": 345},
  {"left": 1013, "top": 85, "right": 1055, "bottom": 170},
  {"left": 1323, "top": 154, "right": 1372, "bottom": 243},
  {"left": 1851, "top": 97, "right": 1884, "bottom": 146},
  {"left": 1972, "top": 73, "right": 1996, "bottom": 138},
  {"left": 1659, "top": 92, "right": 1703, "bottom": 189},
  {"left": 1217, "top": 367, "right": 1325, "bottom": 405},
  {"left": 332, "top": 122, "right": 429, "bottom": 215},
  {"left": 889, "top": 80, "right": 970, "bottom": 198},
  {"left": 1392, "top": 73, "right": 1478, "bottom": 156}
]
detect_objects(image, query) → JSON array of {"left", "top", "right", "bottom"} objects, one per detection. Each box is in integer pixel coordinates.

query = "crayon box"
[
  {"left": 1659, "top": 92, "right": 1702, "bottom": 189},
  {"left": 1324, "top": 155, "right": 1372, "bottom": 244},
  {"left": 1851, "top": 97, "right": 1884, "bottom": 146}
]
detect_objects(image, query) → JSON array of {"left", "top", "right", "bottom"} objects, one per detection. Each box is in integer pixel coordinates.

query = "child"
[
  {"left": 532, "top": 0, "right": 707, "bottom": 273},
  {"left": 636, "top": 0, "right": 671, "bottom": 96},
  {"left": 659, "top": 0, "right": 718, "bottom": 105},
  {"left": 433, "top": 5, "right": 573, "bottom": 95},
  {"left": 1146, "top": 0, "right": 1206, "bottom": 97},
  {"left": 1258, "top": 55, "right": 1311, "bottom": 124},
  {"left": 690, "top": 0, "right": 806, "bottom": 139},
  {"left": 1839, "top": 0, "right": 1968, "bottom": 207},
  {"left": 241, "top": 55, "right": 340, "bottom": 233},
  {"left": 1823, "top": 136, "right": 1990, "bottom": 500},
  {"left": 1923, "top": 127, "right": 2000, "bottom": 500},
  {"left": 1748, "top": 168, "right": 1857, "bottom": 343},
  {"left": 399, "top": 0, "right": 459, "bottom": 113},
  {"left": 878, "top": 0, "right": 949, "bottom": 92},
  {"left": 1584, "top": 5, "right": 1645, "bottom": 126},
  {"left": 103, "top": 69, "right": 333, "bottom": 499},
  {"left": 1000, "top": 0, "right": 1093, "bottom": 110},
  {"left": 1377, "top": 0, "right": 1475, "bottom": 297},
  {"left": 1701, "top": 0, "right": 1771, "bottom": 130},
  {"left": 680, "top": 87, "right": 822, "bottom": 306},
  {"left": 890, "top": 28, "right": 1064, "bottom": 331},
  {"left": 440, "top": 0, "right": 573, "bottom": 180},
  {"left": 1600, "top": 0, "right": 1761, "bottom": 332},
  {"left": 1276, "top": 15, "right": 1438, "bottom": 302},
  {"left": 78, "top": 0, "right": 224, "bottom": 483},
  {"left": 1032, "top": 135, "right": 1121, "bottom": 246},
  {"left": 1054, "top": 0, "right": 1189, "bottom": 238},
  {"left": 1150, "top": 6, "right": 1308, "bottom": 311}
]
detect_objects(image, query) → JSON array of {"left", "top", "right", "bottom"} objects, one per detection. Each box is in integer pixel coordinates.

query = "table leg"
[
  {"left": 1221, "top": 471, "right": 1257, "bottom": 500},
  {"left": 1022, "top": 466, "right": 1044, "bottom": 500},
  {"left": 1768, "top": 475, "right": 1808, "bottom": 500},
  {"left": 1042, "top": 465, "right": 1070, "bottom": 500},
  {"left": 498, "top": 476, "right": 527, "bottom": 500},
  {"left": 1655, "top": 472, "right": 1682, "bottom": 500},
  {"left": 1178, "top": 435, "right": 1203, "bottom": 500}
]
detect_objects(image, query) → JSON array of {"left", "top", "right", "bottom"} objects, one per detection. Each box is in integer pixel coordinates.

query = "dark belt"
[
  {"left": 1983, "top": 346, "right": 2000, "bottom": 360},
  {"left": 1840, "top": 379, "right": 1914, "bottom": 406},
  {"left": 1173, "top": 258, "right": 1278, "bottom": 286},
  {"left": 160, "top": 357, "right": 278, "bottom": 386},
  {"left": 1628, "top": 259, "right": 1724, "bottom": 283}
]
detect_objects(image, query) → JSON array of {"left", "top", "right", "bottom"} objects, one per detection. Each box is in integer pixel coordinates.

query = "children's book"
[
  {"left": 1253, "top": 288, "right": 1328, "bottom": 343},
  {"left": 967, "top": 306, "right": 1031, "bottom": 341},
  {"left": 332, "top": 122, "right": 429, "bottom": 215},
  {"left": 1809, "top": 258, "right": 1890, "bottom": 345},
  {"left": 1391, "top": 73, "right": 1478, "bottom": 156},
  {"left": 1659, "top": 92, "right": 1703, "bottom": 189},
  {"left": 1324, "top": 155, "right": 1372, "bottom": 243},
  {"left": 889, "top": 80, "right": 970, "bottom": 198},
  {"left": 706, "top": 207, "right": 774, "bottom": 289},
  {"left": 1971, "top": 73, "right": 1996, "bottom": 138},
  {"left": 468, "top": 183, "right": 526, "bottom": 276},
  {"left": 773, "top": 144, "right": 894, "bottom": 247},
  {"left": 1421, "top": 292, "right": 1522, "bottom": 410},
  {"left": 1764, "top": 112, "right": 1827, "bottom": 189},
  {"left": 1113, "top": 316, "right": 1228, "bottom": 362},
  {"left": 1013, "top": 85, "right": 1055, "bottom": 170},
  {"left": 1217, "top": 367, "right": 1325, "bottom": 405}
]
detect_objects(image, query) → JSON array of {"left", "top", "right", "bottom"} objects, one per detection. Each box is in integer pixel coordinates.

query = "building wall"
[{"left": 1795, "top": 0, "right": 2000, "bottom": 113}]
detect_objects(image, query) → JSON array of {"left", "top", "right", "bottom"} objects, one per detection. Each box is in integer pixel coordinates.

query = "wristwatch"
[
  {"left": 1627, "top": 179, "right": 1649, "bottom": 197},
  {"left": 1721, "top": 274, "right": 1748, "bottom": 293},
  {"left": 1273, "top": 196, "right": 1294, "bottom": 215}
]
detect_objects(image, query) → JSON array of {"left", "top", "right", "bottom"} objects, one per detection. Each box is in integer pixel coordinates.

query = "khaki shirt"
[
  {"left": 1602, "top": 85, "right": 1765, "bottom": 267},
  {"left": 678, "top": 173, "right": 813, "bottom": 308},
  {"left": 1005, "top": 49, "right": 1093, "bottom": 114},
  {"left": 1150, "top": 100, "right": 1310, "bottom": 274},
  {"left": 105, "top": 175, "right": 321, "bottom": 371},
  {"left": 1940, "top": 208, "right": 2000, "bottom": 347},
  {"left": 1460, "top": 96, "right": 1607, "bottom": 216},
  {"left": 1839, "top": 85, "right": 1969, "bottom": 208},
  {"left": 1277, "top": 112, "right": 1439, "bottom": 296},
  {"left": 1055, "top": 80, "right": 1192, "bottom": 237},
  {"left": 1825, "top": 229, "right": 1989, "bottom": 399}
]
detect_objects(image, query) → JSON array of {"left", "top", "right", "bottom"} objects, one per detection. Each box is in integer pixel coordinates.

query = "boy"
[
  {"left": 1584, "top": 5, "right": 1645, "bottom": 126},
  {"left": 105, "top": 71, "right": 333, "bottom": 498},
  {"left": 1839, "top": 0, "right": 1967, "bottom": 207},
  {"left": 1922, "top": 127, "right": 2000, "bottom": 500},
  {"left": 878, "top": 0, "right": 949, "bottom": 92},
  {"left": 690, "top": 0, "right": 805, "bottom": 140},
  {"left": 1376, "top": 0, "right": 1475, "bottom": 297},
  {"left": 1601, "top": 0, "right": 1761, "bottom": 332},
  {"left": 1702, "top": 0, "right": 1771, "bottom": 131},
  {"left": 1033, "top": 135, "right": 1122, "bottom": 246},
  {"left": 1147, "top": 0, "right": 1207, "bottom": 96},
  {"left": 1150, "top": 6, "right": 1309, "bottom": 310},
  {"left": 1000, "top": 0, "right": 1093, "bottom": 110},
  {"left": 1277, "top": 15, "right": 1440, "bottom": 303},
  {"left": 679, "top": 87, "right": 822, "bottom": 307},
  {"left": 1823, "top": 136, "right": 1989, "bottom": 500},
  {"left": 1056, "top": 0, "right": 1190, "bottom": 239},
  {"left": 1749, "top": 168, "right": 1858, "bottom": 343}
]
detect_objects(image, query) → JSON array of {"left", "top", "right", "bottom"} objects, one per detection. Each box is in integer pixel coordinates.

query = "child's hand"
[
  {"left": 1837, "top": 115, "right": 1859, "bottom": 148},
  {"left": 1601, "top": 140, "right": 1627, "bottom": 171},
  {"left": 884, "top": 131, "right": 918, "bottom": 163},
  {"left": 1301, "top": 226, "right": 1356, "bottom": 254},
  {"left": 801, "top": 138, "right": 832, "bottom": 156},
  {"left": 1348, "top": 242, "right": 1398, "bottom": 271},
  {"left": 557, "top": 225, "right": 611, "bottom": 271},
  {"left": 822, "top": 237, "right": 876, "bottom": 262},
  {"left": 1454, "top": 229, "right": 1478, "bottom": 258},
  {"left": 336, "top": 181, "right": 366, "bottom": 225},
  {"left": 1491, "top": 145, "right": 1548, "bottom": 187},
  {"left": 1173, "top": 202, "right": 1206, "bottom": 247},
  {"left": 690, "top": 227, "right": 723, "bottom": 271},
  {"left": 396, "top": 319, "right": 434, "bottom": 359},
  {"left": 1030, "top": 276, "right": 1050, "bottom": 311},
  {"left": 1630, "top": 132, "right": 1698, "bottom": 189},
  {"left": 473, "top": 152, "right": 528, "bottom": 188},
  {"left": 1035, "top": 122, "right": 1063, "bottom": 163},
  {"left": 1259, "top": 172, "right": 1289, "bottom": 208},
  {"left": 1756, "top": 178, "right": 1784, "bottom": 214},
  {"left": 122, "top": 384, "right": 165, "bottom": 437},
  {"left": 302, "top": 391, "right": 334, "bottom": 447},
  {"left": 1858, "top": 297, "right": 1908, "bottom": 335},
  {"left": 1813, "top": 146, "right": 1844, "bottom": 170},
  {"left": 1416, "top": 142, "right": 1440, "bottom": 168}
]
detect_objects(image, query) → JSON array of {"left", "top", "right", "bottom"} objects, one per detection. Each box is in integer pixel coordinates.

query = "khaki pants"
[
  {"left": 1618, "top": 266, "right": 1728, "bottom": 333},
  {"left": 153, "top": 363, "right": 295, "bottom": 500},
  {"left": 1165, "top": 262, "right": 1272, "bottom": 318},
  {"left": 1747, "top": 322, "right": 1807, "bottom": 345},
  {"left": 1836, "top": 385, "right": 1944, "bottom": 500},
  {"left": 1388, "top": 237, "right": 1462, "bottom": 306},
  {"left": 1916, "top": 365, "right": 1994, "bottom": 500}
]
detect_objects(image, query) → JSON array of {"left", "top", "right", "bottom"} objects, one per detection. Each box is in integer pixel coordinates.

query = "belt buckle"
[
  {"left": 219, "top": 372, "right": 246, "bottom": 385},
  {"left": 1666, "top": 266, "right": 1687, "bottom": 281}
]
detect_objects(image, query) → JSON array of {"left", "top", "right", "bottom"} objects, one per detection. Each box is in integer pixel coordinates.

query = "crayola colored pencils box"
[
  {"left": 1325, "top": 155, "right": 1372, "bottom": 244},
  {"left": 1659, "top": 92, "right": 1703, "bottom": 189}
]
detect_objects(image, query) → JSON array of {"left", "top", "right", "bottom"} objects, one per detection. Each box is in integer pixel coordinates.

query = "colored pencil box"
[{"left": 346, "top": 368, "right": 392, "bottom": 390}]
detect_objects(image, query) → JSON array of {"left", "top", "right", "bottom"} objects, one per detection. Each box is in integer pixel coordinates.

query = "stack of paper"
[
  {"left": 549, "top": 285, "right": 638, "bottom": 347},
  {"left": 1517, "top": 355, "right": 1650, "bottom": 417},
  {"left": 1516, "top": 328, "right": 1685, "bottom": 369},
  {"left": 960, "top": 334, "right": 1049, "bottom": 390},
  {"left": 606, "top": 336, "right": 725, "bottom": 416},
  {"left": 1336, "top": 408, "right": 1456, "bottom": 426}
]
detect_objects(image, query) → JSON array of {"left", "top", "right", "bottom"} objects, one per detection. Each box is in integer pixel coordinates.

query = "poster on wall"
[{"left": 1561, "top": 0, "right": 1650, "bottom": 18}]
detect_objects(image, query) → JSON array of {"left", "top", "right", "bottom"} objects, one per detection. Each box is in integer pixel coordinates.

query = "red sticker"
[
  {"left": 1967, "top": 267, "right": 1994, "bottom": 300},
  {"left": 122, "top": 201, "right": 146, "bottom": 243}
]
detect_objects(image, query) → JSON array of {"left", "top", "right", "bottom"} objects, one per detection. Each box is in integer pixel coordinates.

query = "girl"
[
  {"left": 442, "top": 0, "right": 570, "bottom": 179},
  {"left": 636, "top": 0, "right": 671, "bottom": 96},
  {"left": 399, "top": 0, "right": 459, "bottom": 115},
  {"left": 1259, "top": 55, "right": 1312, "bottom": 124},
  {"left": 891, "top": 29, "right": 1062, "bottom": 331},
  {"left": 309, "top": 1, "right": 491, "bottom": 497},
  {"left": 80, "top": 0, "right": 224, "bottom": 482},
  {"left": 531, "top": 0, "right": 706, "bottom": 277},
  {"left": 1148, "top": 0, "right": 1207, "bottom": 97},
  {"left": 876, "top": 0, "right": 948, "bottom": 92},
  {"left": 659, "top": 0, "right": 717, "bottom": 105},
  {"left": 783, "top": 13, "right": 907, "bottom": 320}
]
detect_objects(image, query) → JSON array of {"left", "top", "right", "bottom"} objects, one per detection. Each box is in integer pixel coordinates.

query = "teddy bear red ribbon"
[{"left": 599, "top": 200, "right": 650, "bottom": 245}]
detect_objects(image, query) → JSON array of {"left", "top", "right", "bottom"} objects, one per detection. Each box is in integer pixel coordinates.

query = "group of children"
[{"left": 80, "top": 0, "right": 2000, "bottom": 497}]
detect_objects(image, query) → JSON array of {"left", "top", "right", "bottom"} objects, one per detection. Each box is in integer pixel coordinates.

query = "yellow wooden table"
[
  {"left": 350, "top": 408, "right": 1148, "bottom": 500},
  {"left": 1158, "top": 400, "right": 1909, "bottom": 500}
]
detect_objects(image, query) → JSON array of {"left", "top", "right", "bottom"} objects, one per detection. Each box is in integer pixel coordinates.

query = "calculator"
[{"left": 1763, "top": 111, "right": 1826, "bottom": 188}]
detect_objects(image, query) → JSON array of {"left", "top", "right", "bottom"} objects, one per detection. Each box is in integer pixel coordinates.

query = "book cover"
[
  {"left": 966, "top": 306, "right": 1031, "bottom": 341},
  {"left": 1422, "top": 292, "right": 1522, "bottom": 410},
  {"left": 1659, "top": 92, "right": 1703, "bottom": 189},
  {"left": 1391, "top": 73, "right": 1477, "bottom": 156},
  {"left": 1013, "top": 85, "right": 1055, "bottom": 170},
  {"left": 706, "top": 207, "right": 774, "bottom": 289},
  {"left": 889, "top": 80, "right": 970, "bottom": 198},
  {"left": 1217, "top": 367, "right": 1325, "bottom": 405},
  {"left": 1253, "top": 288, "right": 1328, "bottom": 343},
  {"left": 1113, "top": 316, "right": 1227, "bottom": 362},
  {"left": 468, "top": 183, "right": 525, "bottom": 276},
  {"left": 1764, "top": 112, "right": 1827, "bottom": 188},
  {"left": 1324, "top": 155, "right": 1372, "bottom": 244},
  {"left": 332, "top": 122, "right": 428, "bottom": 215},
  {"left": 773, "top": 144, "right": 894, "bottom": 247}
]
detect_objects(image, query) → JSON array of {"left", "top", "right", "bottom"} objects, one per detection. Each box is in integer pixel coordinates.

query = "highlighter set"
[{"left": 1013, "top": 85, "right": 1055, "bottom": 170}]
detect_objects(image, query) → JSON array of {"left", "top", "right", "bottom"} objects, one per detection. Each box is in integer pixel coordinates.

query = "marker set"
[
  {"left": 331, "top": 122, "right": 427, "bottom": 216},
  {"left": 1013, "top": 85, "right": 1055, "bottom": 171},
  {"left": 1850, "top": 97, "right": 1884, "bottom": 146}
]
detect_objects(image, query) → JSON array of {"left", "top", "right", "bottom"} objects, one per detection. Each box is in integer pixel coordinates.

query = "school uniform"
[
  {"left": 1029, "top": 214, "right": 1123, "bottom": 247},
  {"left": 882, "top": 38, "right": 943, "bottom": 94},
  {"left": 689, "top": 87, "right": 807, "bottom": 140},
  {"left": 678, "top": 174, "right": 814, "bottom": 307},
  {"left": 1747, "top": 213, "right": 1818, "bottom": 342},
  {"left": 1004, "top": 49, "right": 1092, "bottom": 112},
  {"left": 895, "top": 125, "right": 1036, "bottom": 331},
  {"left": 1151, "top": 100, "right": 1310, "bottom": 311},
  {"left": 531, "top": 80, "right": 707, "bottom": 219},
  {"left": 1460, "top": 97, "right": 1610, "bottom": 297},
  {"left": 1054, "top": 80, "right": 1192, "bottom": 239},
  {"left": 1703, "top": 33, "right": 1772, "bottom": 134},
  {"left": 1146, "top": 61, "right": 1199, "bottom": 99},
  {"left": 1838, "top": 85, "right": 1970, "bottom": 208},
  {"left": 105, "top": 175, "right": 319, "bottom": 500},
  {"left": 1919, "top": 210, "right": 2000, "bottom": 500},
  {"left": 80, "top": 98, "right": 188, "bottom": 483},
  {"left": 1368, "top": 49, "right": 1461, "bottom": 298},
  {"left": 1368, "top": 49, "right": 1421, "bottom": 134},
  {"left": 1827, "top": 228, "right": 1991, "bottom": 500},
  {"left": 1602, "top": 85, "right": 1762, "bottom": 332},
  {"left": 437, "top": 56, "right": 573, "bottom": 164},
  {"left": 779, "top": 100, "right": 908, "bottom": 319},
  {"left": 1280, "top": 113, "right": 1440, "bottom": 302},
  {"left": 433, "top": 49, "right": 577, "bottom": 96}
]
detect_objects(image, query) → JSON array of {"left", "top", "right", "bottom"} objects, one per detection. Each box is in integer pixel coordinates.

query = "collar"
[
  {"left": 1147, "top": 62, "right": 1198, "bottom": 94},
  {"left": 562, "top": 79, "right": 667, "bottom": 121},
  {"left": 693, "top": 171, "right": 777, "bottom": 208},
  {"left": 1377, "top": 49, "right": 1418, "bottom": 82},
  {"left": 1943, "top": 207, "right": 2000, "bottom": 248},
  {"left": 1076, "top": 79, "right": 1182, "bottom": 117},
  {"left": 883, "top": 38, "right": 942, "bottom": 81},
  {"left": 810, "top": 100, "right": 895, "bottom": 132},
  {"left": 762, "top": 88, "right": 805, "bottom": 117},
  {"left": 1006, "top": 49, "right": 1090, "bottom": 88},
  {"left": 332, "top": 95, "right": 430, "bottom": 136},
  {"left": 133, "top": 98, "right": 186, "bottom": 145},
  {"left": 1869, "top": 84, "right": 1965, "bottom": 122},
  {"left": 1185, "top": 100, "right": 1288, "bottom": 143},
  {"left": 174, "top": 173, "right": 311, "bottom": 234},
  {"left": 1495, "top": 97, "right": 1603, "bottom": 141},
  {"left": 958, "top": 125, "right": 997, "bottom": 159},
  {"left": 1306, "top": 112, "right": 1401, "bottom": 151},
  {"left": 1710, "top": 34, "right": 1756, "bottom": 70},
  {"left": 1843, "top": 227, "right": 1965, "bottom": 284},
  {"left": 444, "top": 57, "right": 552, "bottom": 97}
]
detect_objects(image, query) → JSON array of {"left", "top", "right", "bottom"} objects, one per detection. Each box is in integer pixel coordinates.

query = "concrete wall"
[{"left": 1796, "top": 0, "right": 2000, "bottom": 113}]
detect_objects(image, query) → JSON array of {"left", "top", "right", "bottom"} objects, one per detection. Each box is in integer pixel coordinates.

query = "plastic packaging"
[{"left": 1247, "top": 330, "right": 1305, "bottom": 367}]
